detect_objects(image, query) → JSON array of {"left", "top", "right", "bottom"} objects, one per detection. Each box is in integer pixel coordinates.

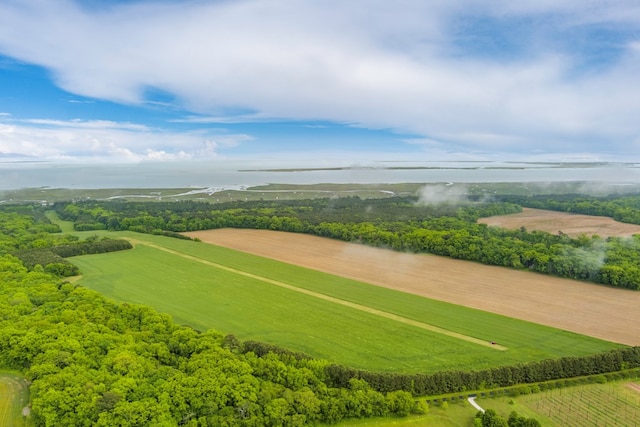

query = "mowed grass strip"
[{"left": 72, "top": 232, "right": 621, "bottom": 373}]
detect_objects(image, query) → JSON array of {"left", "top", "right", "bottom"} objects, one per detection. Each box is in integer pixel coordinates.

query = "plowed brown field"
[
  {"left": 478, "top": 208, "right": 640, "bottom": 238},
  {"left": 186, "top": 228, "right": 640, "bottom": 346}
]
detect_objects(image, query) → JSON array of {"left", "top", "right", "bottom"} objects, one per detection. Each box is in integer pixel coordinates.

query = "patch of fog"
[
  {"left": 415, "top": 183, "right": 471, "bottom": 206},
  {"left": 562, "top": 240, "right": 608, "bottom": 276},
  {"left": 573, "top": 181, "right": 635, "bottom": 196},
  {"left": 339, "top": 242, "right": 421, "bottom": 282}
]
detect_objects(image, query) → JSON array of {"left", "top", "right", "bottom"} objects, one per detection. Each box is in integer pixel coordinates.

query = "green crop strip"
[{"left": 133, "top": 239, "right": 507, "bottom": 351}]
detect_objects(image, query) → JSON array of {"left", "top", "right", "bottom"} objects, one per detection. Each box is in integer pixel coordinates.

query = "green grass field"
[
  {"left": 0, "top": 373, "right": 30, "bottom": 427},
  {"left": 70, "top": 231, "right": 622, "bottom": 374}
]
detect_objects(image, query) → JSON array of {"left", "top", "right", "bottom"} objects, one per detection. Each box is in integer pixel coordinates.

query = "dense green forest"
[
  {"left": 1, "top": 197, "right": 639, "bottom": 425},
  {"left": 54, "top": 195, "right": 640, "bottom": 289}
]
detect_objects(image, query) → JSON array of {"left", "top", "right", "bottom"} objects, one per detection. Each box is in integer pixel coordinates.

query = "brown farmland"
[
  {"left": 186, "top": 228, "right": 640, "bottom": 346},
  {"left": 478, "top": 207, "right": 640, "bottom": 238}
]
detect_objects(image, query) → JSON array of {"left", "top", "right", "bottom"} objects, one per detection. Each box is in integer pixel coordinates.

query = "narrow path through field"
[
  {"left": 468, "top": 396, "right": 484, "bottom": 413},
  {"left": 130, "top": 239, "right": 507, "bottom": 350}
]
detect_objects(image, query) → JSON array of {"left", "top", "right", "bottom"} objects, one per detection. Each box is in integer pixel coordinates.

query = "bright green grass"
[
  {"left": 71, "top": 232, "right": 622, "bottom": 373},
  {"left": 330, "top": 403, "right": 477, "bottom": 427},
  {"left": 0, "top": 372, "right": 30, "bottom": 427},
  {"left": 45, "top": 210, "right": 75, "bottom": 233}
]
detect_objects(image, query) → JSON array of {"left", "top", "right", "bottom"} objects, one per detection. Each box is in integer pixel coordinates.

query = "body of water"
[{"left": 1, "top": 161, "right": 639, "bottom": 190}]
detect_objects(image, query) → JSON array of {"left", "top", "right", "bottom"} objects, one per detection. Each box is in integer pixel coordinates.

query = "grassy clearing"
[
  {"left": 44, "top": 210, "right": 75, "bottom": 233},
  {"left": 70, "top": 232, "right": 621, "bottom": 373},
  {"left": 0, "top": 372, "right": 30, "bottom": 427}
]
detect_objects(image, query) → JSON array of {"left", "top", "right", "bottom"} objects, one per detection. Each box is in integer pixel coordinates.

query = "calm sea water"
[{"left": 1, "top": 161, "right": 639, "bottom": 190}]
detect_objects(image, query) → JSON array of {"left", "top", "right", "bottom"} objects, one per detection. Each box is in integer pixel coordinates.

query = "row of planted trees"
[{"left": 324, "top": 348, "right": 640, "bottom": 395}]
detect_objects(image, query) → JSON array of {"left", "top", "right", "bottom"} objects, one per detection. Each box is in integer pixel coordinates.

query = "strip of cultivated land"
[
  {"left": 135, "top": 239, "right": 507, "bottom": 351},
  {"left": 72, "top": 232, "right": 621, "bottom": 373},
  {"left": 185, "top": 228, "right": 640, "bottom": 346},
  {"left": 478, "top": 207, "right": 640, "bottom": 238}
]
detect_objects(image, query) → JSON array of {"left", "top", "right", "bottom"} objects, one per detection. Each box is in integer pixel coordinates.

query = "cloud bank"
[
  {"left": 0, "top": 116, "right": 250, "bottom": 162},
  {"left": 0, "top": 0, "right": 639, "bottom": 161}
]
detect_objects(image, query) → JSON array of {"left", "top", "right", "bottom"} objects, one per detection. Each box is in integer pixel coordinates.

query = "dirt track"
[
  {"left": 478, "top": 208, "right": 640, "bottom": 238},
  {"left": 186, "top": 228, "right": 640, "bottom": 346}
]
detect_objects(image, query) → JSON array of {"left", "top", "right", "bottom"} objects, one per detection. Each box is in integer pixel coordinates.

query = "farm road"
[{"left": 129, "top": 239, "right": 507, "bottom": 350}]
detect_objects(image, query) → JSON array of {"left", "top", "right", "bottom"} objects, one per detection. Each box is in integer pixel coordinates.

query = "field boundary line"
[{"left": 131, "top": 239, "right": 507, "bottom": 351}]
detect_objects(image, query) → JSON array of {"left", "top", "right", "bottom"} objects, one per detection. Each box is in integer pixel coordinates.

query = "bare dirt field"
[
  {"left": 186, "top": 228, "right": 640, "bottom": 346},
  {"left": 478, "top": 208, "right": 640, "bottom": 238}
]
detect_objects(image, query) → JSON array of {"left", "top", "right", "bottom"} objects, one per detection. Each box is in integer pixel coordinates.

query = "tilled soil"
[
  {"left": 186, "top": 228, "right": 640, "bottom": 346},
  {"left": 478, "top": 208, "right": 640, "bottom": 238}
]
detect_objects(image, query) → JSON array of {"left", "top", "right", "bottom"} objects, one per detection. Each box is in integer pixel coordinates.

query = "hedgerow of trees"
[{"left": 54, "top": 196, "right": 640, "bottom": 289}]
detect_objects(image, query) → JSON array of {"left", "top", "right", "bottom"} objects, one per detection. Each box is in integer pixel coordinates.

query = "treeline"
[
  {"left": 53, "top": 197, "right": 522, "bottom": 232},
  {"left": 230, "top": 337, "right": 640, "bottom": 396},
  {"left": 498, "top": 193, "right": 640, "bottom": 225},
  {"left": 54, "top": 197, "right": 640, "bottom": 289},
  {"left": 324, "top": 347, "right": 640, "bottom": 396},
  {"left": 13, "top": 237, "right": 133, "bottom": 277}
]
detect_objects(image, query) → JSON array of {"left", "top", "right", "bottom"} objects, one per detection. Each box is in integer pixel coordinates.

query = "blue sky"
[{"left": 0, "top": 0, "right": 639, "bottom": 165}]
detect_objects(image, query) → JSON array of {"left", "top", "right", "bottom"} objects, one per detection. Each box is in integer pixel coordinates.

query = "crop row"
[{"left": 525, "top": 386, "right": 640, "bottom": 427}]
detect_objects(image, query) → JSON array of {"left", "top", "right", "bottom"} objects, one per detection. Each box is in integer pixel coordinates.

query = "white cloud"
[
  {"left": 0, "top": 118, "right": 251, "bottom": 162},
  {"left": 0, "top": 0, "right": 639, "bottom": 159}
]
